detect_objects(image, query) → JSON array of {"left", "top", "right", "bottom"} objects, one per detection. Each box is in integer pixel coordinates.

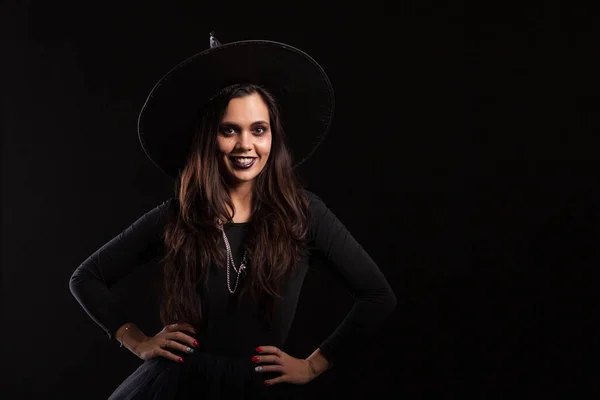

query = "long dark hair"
[{"left": 158, "top": 83, "right": 309, "bottom": 330}]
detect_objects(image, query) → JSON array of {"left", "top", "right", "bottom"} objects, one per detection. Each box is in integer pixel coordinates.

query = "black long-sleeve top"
[{"left": 69, "top": 190, "right": 397, "bottom": 365}]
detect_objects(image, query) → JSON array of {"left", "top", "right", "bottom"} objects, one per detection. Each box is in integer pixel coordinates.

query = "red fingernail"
[
  {"left": 178, "top": 358, "right": 184, "bottom": 363},
  {"left": 193, "top": 341, "right": 198, "bottom": 347},
  {"left": 256, "top": 347, "right": 262, "bottom": 352},
  {"left": 264, "top": 380, "right": 270, "bottom": 386},
  {"left": 252, "top": 356, "right": 259, "bottom": 362}
]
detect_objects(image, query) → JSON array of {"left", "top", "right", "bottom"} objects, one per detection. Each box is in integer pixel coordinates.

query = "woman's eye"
[
  {"left": 255, "top": 126, "right": 266, "bottom": 134},
  {"left": 222, "top": 127, "right": 235, "bottom": 135}
]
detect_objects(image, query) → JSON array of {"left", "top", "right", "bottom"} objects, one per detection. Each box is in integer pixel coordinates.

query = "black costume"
[{"left": 70, "top": 191, "right": 396, "bottom": 399}]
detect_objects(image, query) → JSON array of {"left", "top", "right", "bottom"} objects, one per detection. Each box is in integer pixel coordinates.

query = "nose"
[{"left": 236, "top": 131, "right": 253, "bottom": 151}]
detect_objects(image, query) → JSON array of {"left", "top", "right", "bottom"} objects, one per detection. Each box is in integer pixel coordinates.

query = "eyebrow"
[{"left": 220, "top": 120, "right": 270, "bottom": 127}]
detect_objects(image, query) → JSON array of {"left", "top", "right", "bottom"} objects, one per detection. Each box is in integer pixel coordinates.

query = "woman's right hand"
[{"left": 134, "top": 323, "right": 199, "bottom": 363}]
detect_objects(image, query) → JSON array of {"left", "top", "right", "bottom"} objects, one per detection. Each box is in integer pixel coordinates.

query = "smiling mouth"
[{"left": 229, "top": 156, "right": 257, "bottom": 169}]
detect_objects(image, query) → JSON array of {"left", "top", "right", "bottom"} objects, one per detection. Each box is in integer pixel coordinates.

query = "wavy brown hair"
[{"left": 158, "top": 84, "right": 309, "bottom": 330}]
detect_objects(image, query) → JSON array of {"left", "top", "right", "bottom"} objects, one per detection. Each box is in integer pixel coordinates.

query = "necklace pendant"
[{"left": 222, "top": 228, "right": 248, "bottom": 294}]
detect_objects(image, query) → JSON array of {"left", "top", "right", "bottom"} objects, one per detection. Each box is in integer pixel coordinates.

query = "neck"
[{"left": 227, "top": 181, "right": 254, "bottom": 222}]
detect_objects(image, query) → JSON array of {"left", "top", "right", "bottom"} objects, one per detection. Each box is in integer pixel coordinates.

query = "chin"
[
  {"left": 231, "top": 172, "right": 259, "bottom": 183},
  {"left": 225, "top": 162, "right": 266, "bottom": 184}
]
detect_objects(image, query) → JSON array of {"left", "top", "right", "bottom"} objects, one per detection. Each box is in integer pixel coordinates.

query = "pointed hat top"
[{"left": 209, "top": 31, "right": 221, "bottom": 49}]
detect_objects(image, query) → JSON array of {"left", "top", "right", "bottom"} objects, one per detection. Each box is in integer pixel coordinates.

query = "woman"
[{"left": 69, "top": 34, "right": 397, "bottom": 399}]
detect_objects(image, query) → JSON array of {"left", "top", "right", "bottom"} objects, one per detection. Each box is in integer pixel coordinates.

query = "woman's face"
[{"left": 216, "top": 92, "right": 272, "bottom": 187}]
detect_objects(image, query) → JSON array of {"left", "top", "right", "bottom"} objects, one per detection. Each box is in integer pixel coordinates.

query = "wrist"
[
  {"left": 305, "top": 348, "right": 332, "bottom": 380},
  {"left": 306, "top": 359, "right": 318, "bottom": 380},
  {"left": 116, "top": 323, "right": 147, "bottom": 354},
  {"left": 117, "top": 323, "right": 133, "bottom": 346}
]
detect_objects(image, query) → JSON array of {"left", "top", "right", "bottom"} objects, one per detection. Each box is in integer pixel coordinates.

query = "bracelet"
[
  {"left": 307, "top": 359, "right": 318, "bottom": 377},
  {"left": 119, "top": 323, "right": 133, "bottom": 348}
]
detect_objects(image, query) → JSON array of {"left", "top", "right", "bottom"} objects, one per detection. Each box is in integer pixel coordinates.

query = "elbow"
[
  {"left": 68, "top": 265, "right": 85, "bottom": 297},
  {"left": 386, "top": 288, "right": 398, "bottom": 314},
  {"left": 362, "top": 287, "right": 398, "bottom": 315},
  {"left": 390, "top": 293, "right": 398, "bottom": 311},
  {"left": 68, "top": 270, "right": 79, "bottom": 297}
]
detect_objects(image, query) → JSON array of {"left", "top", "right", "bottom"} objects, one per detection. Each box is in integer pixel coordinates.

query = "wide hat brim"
[{"left": 138, "top": 40, "right": 335, "bottom": 179}]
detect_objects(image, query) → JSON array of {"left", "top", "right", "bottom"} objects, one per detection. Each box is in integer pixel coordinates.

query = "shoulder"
[
  {"left": 302, "top": 189, "right": 327, "bottom": 211},
  {"left": 165, "top": 197, "right": 179, "bottom": 210},
  {"left": 163, "top": 197, "right": 180, "bottom": 217},
  {"left": 301, "top": 189, "right": 332, "bottom": 223},
  {"left": 301, "top": 189, "right": 349, "bottom": 245},
  {"left": 143, "top": 197, "right": 179, "bottom": 222},
  {"left": 153, "top": 197, "right": 178, "bottom": 212}
]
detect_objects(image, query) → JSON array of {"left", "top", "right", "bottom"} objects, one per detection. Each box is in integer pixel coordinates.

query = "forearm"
[
  {"left": 116, "top": 323, "right": 148, "bottom": 355},
  {"left": 306, "top": 348, "right": 333, "bottom": 379}
]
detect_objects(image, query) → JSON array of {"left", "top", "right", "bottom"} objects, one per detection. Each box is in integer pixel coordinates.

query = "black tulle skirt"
[{"left": 107, "top": 349, "right": 305, "bottom": 400}]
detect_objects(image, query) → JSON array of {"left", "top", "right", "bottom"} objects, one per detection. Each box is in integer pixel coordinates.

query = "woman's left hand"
[{"left": 252, "top": 346, "right": 315, "bottom": 386}]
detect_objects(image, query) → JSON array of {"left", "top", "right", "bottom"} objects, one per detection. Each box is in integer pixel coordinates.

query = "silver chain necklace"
[{"left": 217, "top": 220, "right": 248, "bottom": 294}]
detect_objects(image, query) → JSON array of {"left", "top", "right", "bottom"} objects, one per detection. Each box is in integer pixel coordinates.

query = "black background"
[{"left": 2, "top": 2, "right": 599, "bottom": 399}]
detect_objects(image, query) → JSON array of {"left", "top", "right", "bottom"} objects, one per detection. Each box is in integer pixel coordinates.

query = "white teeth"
[{"left": 231, "top": 157, "right": 255, "bottom": 165}]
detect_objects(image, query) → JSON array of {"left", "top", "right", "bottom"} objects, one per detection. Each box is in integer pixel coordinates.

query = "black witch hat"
[{"left": 137, "top": 32, "right": 335, "bottom": 178}]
